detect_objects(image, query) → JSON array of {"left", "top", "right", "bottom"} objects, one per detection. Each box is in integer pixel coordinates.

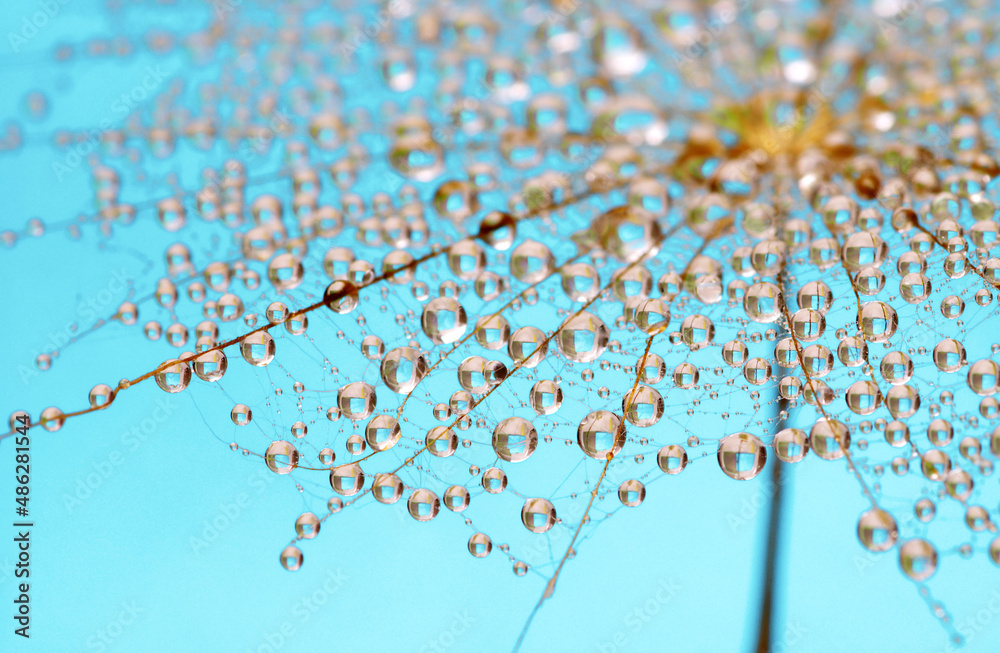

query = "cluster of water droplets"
[{"left": 7, "top": 0, "right": 1000, "bottom": 646}]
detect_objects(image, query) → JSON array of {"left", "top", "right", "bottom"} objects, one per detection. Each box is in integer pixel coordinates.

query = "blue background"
[{"left": 2, "top": 1, "right": 999, "bottom": 652}]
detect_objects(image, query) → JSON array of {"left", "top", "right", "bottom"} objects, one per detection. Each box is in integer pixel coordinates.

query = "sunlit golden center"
[{"left": 716, "top": 91, "right": 837, "bottom": 157}]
